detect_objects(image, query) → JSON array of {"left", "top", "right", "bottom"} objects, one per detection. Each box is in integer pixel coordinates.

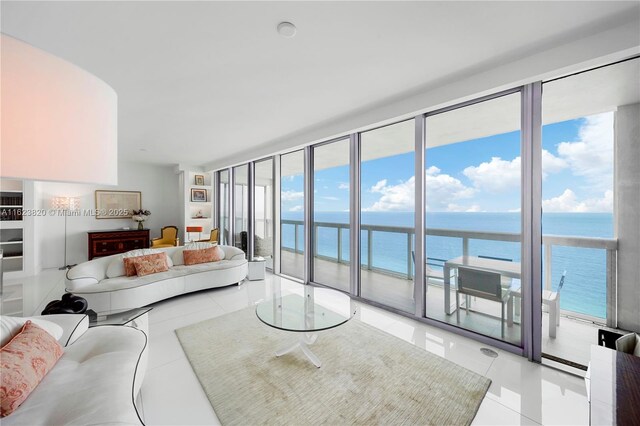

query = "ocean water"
[{"left": 281, "top": 211, "right": 613, "bottom": 319}]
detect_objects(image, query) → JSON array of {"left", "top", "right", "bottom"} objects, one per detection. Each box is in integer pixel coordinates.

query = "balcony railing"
[{"left": 281, "top": 219, "right": 618, "bottom": 324}]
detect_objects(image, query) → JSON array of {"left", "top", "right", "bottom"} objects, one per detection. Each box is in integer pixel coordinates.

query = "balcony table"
[{"left": 443, "top": 256, "right": 521, "bottom": 323}]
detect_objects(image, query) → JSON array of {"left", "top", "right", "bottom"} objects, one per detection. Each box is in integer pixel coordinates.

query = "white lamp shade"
[
  {"left": 1, "top": 34, "right": 118, "bottom": 185},
  {"left": 51, "top": 196, "right": 80, "bottom": 211}
]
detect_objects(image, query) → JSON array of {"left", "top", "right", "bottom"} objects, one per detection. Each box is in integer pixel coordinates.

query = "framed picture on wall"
[
  {"left": 95, "top": 190, "right": 142, "bottom": 219},
  {"left": 194, "top": 175, "right": 205, "bottom": 186},
  {"left": 191, "top": 188, "right": 207, "bottom": 202}
]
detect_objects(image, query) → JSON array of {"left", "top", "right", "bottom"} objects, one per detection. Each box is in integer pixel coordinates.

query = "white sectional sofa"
[
  {"left": 2, "top": 314, "right": 147, "bottom": 425},
  {"left": 67, "top": 245, "right": 247, "bottom": 315}
]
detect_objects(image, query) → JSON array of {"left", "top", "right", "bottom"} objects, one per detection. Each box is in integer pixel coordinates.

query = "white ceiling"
[{"left": 2, "top": 1, "right": 639, "bottom": 169}]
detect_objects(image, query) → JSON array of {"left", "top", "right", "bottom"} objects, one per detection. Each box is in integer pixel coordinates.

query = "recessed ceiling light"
[{"left": 277, "top": 22, "right": 297, "bottom": 38}]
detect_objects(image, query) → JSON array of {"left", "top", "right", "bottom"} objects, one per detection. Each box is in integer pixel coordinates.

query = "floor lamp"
[{"left": 51, "top": 196, "right": 80, "bottom": 270}]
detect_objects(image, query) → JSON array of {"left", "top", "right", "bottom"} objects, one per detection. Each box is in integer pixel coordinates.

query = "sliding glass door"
[
  {"left": 311, "top": 138, "right": 350, "bottom": 291},
  {"left": 233, "top": 164, "right": 248, "bottom": 252},
  {"left": 424, "top": 92, "right": 523, "bottom": 346},
  {"left": 360, "top": 120, "right": 415, "bottom": 313},
  {"left": 539, "top": 58, "right": 638, "bottom": 367},
  {"left": 254, "top": 158, "right": 274, "bottom": 269},
  {"left": 218, "top": 169, "right": 230, "bottom": 245},
  {"left": 280, "top": 150, "right": 305, "bottom": 280}
]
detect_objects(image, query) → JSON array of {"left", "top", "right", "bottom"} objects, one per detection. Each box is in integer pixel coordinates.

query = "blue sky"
[{"left": 281, "top": 112, "right": 613, "bottom": 214}]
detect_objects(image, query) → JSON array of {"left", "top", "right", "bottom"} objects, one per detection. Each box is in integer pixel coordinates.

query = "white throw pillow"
[
  {"left": 106, "top": 249, "right": 173, "bottom": 278},
  {"left": 171, "top": 248, "right": 186, "bottom": 266},
  {"left": 184, "top": 242, "right": 216, "bottom": 251},
  {"left": 0, "top": 316, "right": 64, "bottom": 347}
]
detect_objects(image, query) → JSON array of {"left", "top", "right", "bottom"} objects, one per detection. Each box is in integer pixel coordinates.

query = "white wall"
[
  {"left": 35, "top": 161, "right": 180, "bottom": 269},
  {"left": 615, "top": 103, "right": 640, "bottom": 333}
]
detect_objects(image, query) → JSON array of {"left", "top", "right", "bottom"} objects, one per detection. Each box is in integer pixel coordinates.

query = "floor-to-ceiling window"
[
  {"left": 539, "top": 58, "right": 638, "bottom": 367},
  {"left": 312, "top": 138, "right": 350, "bottom": 292},
  {"left": 280, "top": 150, "right": 305, "bottom": 280},
  {"left": 360, "top": 120, "right": 415, "bottom": 313},
  {"left": 219, "top": 169, "right": 230, "bottom": 245},
  {"left": 233, "top": 164, "right": 248, "bottom": 251},
  {"left": 424, "top": 92, "right": 523, "bottom": 346},
  {"left": 254, "top": 158, "right": 274, "bottom": 269},
  {"left": 211, "top": 57, "right": 638, "bottom": 363}
]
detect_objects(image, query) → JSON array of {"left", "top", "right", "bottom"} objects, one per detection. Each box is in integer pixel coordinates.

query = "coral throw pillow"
[
  {"left": 1, "top": 321, "right": 64, "bottom": 417},
  {"left": 183, "top": 246, "right": 224, "bottom": 266},
  {"left": 132, "top": 252, "right": 170, "bottom": 277},
  {"left": 122, "top": 257, "right": 139, "bottom": 277}
]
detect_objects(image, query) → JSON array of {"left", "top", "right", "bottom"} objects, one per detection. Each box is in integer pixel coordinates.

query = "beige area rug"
[{"left": 176, "top": 307, "right": 490, "bottom": 426}]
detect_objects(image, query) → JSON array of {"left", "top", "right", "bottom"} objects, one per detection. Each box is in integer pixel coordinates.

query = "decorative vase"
[{"left": 137, "top": 222, "right": 144, "bottom": 230}]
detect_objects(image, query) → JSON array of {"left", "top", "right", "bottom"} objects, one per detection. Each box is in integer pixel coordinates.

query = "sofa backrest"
[{"left": 66, "top": 245, "right": 244, "bottom": 290}]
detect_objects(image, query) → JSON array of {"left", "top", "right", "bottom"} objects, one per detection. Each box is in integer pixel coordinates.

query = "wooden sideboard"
[
  {"left": 87, "top": 229, "right": 150, "bottom": 260},
  {"left": 587, "top": 344, "right": 640, "bottom": 425}
]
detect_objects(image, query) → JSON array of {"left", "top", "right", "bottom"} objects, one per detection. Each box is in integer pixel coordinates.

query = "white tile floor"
[
  {"left": 2, "top": 270, "right": 589, "bottom": 425},
  {"left": 136, "top": 273, "right": 588, "bottom": 425}
]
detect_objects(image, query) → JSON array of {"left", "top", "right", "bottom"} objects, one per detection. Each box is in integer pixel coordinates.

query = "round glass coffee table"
[{"left": 255, "top": 285, "right": 356, "bottom": 368}]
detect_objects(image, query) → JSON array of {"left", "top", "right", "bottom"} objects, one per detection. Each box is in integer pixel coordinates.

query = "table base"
[{"left": 275, "top": 332, "right": 321, "bottom": 368}]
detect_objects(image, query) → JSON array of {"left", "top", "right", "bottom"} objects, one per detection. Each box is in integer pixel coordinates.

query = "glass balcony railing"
[{"left": 280, "top": 219, "right": 617, "bottom": 322}]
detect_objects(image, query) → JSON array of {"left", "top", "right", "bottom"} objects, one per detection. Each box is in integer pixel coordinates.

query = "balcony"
[{"left": 281, "top": 219, "right": 617, "bottom": 367}]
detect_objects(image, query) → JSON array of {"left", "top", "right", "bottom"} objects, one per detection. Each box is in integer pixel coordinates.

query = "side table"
[
  {"left": 89, "top": 307, "right": 152, "bottom": 336},
  {"left": 248, "top": 257, "right": 266, "bottom": 281}
]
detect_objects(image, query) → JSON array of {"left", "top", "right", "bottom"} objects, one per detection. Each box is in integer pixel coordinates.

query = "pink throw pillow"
[
  {"left": 132, "top": 252, "right": 169, "bottom": 277},
  {"left": 1, "top": 321, "right": 64, "bottom": 417},
  {"left": 183, "top": 246, "right": 224, "bottom": 266},
  {"left": 122, "top": 257, "right": 139, "bottom": 277}
]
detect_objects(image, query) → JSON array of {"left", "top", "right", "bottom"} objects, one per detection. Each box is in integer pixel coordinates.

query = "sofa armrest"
[
  {"left": 66, "top": 256, "right": 113, "bottom": 290},
  {"left": 220, "top": 245, "right": 246, "bottom": 260},
  {"left": 32, "top": 314, "right": 89, "bottom": 347}
]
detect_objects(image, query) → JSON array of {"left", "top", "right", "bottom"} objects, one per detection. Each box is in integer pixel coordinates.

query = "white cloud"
[
  {"left": 463, "top": 157, "right": 520, "bottom": 192},
  {"left": 447, "top": 203, "right": 482, "bottom": 212},
  {"left": 370, "top": 179, "right": 388, "bottom": 193},
  {"left": 281, "top": 190, "right": 303, "bottom": 201},
  {"left": 426, "top": 167, "right": 475, "bottom": 211},
  {"left": 463, "top": 149, "right": 566, "bottom": 193},
  {"left": 556, "top": 112, "right": 613, "bottom": 190},
  {"left": 288, "top": 205, "right": 303, "bottom": 212},
  {"left": 365, "top": 177, "right": 414, "bottom": 212},
  {"left": 322, "top": 196, "right": 339, "bottom": 201},
  {"left": 364, "top": 167, "right": 475, "bottom": 212},
  {"left": 542, "top": 149, "right": 568, "bottom": 174},
  {"left": 338, "top": 182, "right": 349, "bottom": 190},
  {"left": 542, "top": 189, "right": 613, "bottom": 213}
]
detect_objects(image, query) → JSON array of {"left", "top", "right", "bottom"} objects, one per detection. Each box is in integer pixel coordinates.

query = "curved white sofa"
[
  {"left": 67, "top": 245, "right": 247, "bottom": 315},
  {"left": 2, "top": 314, "right": 147, "bottom": 425}
]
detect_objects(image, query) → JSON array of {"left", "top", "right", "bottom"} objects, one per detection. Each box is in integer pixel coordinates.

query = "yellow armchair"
[
  {"left": 151, "top": 226, "right": 179, "bottom": 248},
  {"left": 198, "top": 228, "right": 219, "bottom": 244}
]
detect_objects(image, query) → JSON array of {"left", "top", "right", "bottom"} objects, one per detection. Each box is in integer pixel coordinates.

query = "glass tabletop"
[
  {"left": 255, "top": 285, "right": 356, "bottom": 332},
  {"left": 89, "top": 307, "right": 152, "bottom": 327}
]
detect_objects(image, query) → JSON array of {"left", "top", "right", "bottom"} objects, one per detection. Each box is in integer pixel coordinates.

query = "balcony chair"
[
  {"left": 411, "top": 251, "right": 446, "bottom": 291},
  {"left": 543, "top": 271, "right": 566, "bottom": 338},
  {"left": 456, "top": 266, "right": 517, "bottom": 339},
  {"left": 470, "top": 255, "right": 520, "bottom": 314},
  {"left": 150, "top": 226, "right": 179, "bottom": 248},
  {"left": 197, "top": 228, "right": 220, "bottom": 244}
]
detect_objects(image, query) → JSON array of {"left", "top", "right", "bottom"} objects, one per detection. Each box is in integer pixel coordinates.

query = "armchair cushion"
[{"left": 616, "top": 333, "right": 640, "bottom": 357}]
